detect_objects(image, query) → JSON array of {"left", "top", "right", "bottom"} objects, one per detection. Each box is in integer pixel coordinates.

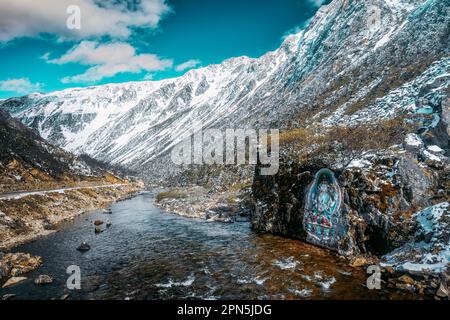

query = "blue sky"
[{"left": 0, "top": 0, "right": 329, "bottom": 99}]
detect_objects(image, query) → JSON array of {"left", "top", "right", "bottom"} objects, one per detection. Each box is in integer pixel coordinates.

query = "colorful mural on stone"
[{"left": 304, "top": 169, "right": 342, "bottom": 242}]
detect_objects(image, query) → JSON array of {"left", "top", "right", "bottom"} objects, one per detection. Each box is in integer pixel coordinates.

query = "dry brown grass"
[
  {"left": 280, "top": 116, "right": 414, "bottom": 164},
  {"left": 155, "top": 190, "right": 188, "bottom": 203}
]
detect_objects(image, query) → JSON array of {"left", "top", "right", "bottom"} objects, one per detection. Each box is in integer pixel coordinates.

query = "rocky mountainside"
[
  {"left": 1, "top": 0, "right": 447, "bottom": 184},
  {"left": 248, "top": 0, "right": 449, "bottom": 297},
  {"left": 0, "top": 0, "right": 448, "bottom": 297},
  {"left": 0, "top": 109, "right": 125, "bottom": 192}
]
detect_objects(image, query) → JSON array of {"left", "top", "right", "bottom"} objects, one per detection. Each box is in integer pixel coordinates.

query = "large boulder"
[
  {"left": 251, "top": 141, "right": 448, "bottom": 257},
  {"left": 2, "top": 276, "right": 27, "bottom": 288}
]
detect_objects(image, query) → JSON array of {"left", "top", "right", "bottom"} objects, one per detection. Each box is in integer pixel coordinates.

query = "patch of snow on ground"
[
  {"left": 319, "top": 277, "right": 336, "bottom": 290},
  {"left": 423, "top": 150, "right": 442, "bottom": 162},
  {"left": 347, "top": 159, "right": 372, "bottom": 169},
  {"left": 236, "top": 276, "right": 270, "bottom": 286},
  {"left": 427, "top": 145, "right": 444, "bottom": 153},
  {"left": 405, "top": 133, "right": 423, "bottom": 147},
  {"left": 382, "top": 202, "right": 449, "bottom": 274}
]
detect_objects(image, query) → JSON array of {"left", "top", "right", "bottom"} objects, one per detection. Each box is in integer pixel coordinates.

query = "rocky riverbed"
[
  {"left": 0, "top": 182, "right": 143, "bottom": 250},
  {"left": 154, "top": 185, "right": 252, "bottom": 223},
  {"left": 0, "top": 252, "right": 42, "bottom": 293}
]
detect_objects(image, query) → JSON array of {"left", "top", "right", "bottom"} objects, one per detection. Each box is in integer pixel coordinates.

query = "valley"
[{"left": 0, "top": 0, "right": 448, "bottom": 300}]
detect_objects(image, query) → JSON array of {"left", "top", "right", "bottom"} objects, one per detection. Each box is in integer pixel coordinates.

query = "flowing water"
[{"left": 1, "top": 192, "right": 414, "bottom": 300}]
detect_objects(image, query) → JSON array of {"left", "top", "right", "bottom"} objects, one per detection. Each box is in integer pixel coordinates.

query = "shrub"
[{"left": 155, "top": 190, "right": 187, "bottom": 202}]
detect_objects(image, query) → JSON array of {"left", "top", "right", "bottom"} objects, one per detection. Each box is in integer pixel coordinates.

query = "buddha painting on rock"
[{"left": 304, "top": 169, "right": 342, "bottom": 243}]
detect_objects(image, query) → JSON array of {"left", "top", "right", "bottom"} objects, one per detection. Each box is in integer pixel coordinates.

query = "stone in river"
[
  {"left": 2, "top": 294, "right": 16, "bottom": 300},
  {"left": 2, "top": 276, "right": 27, "bottom": 288},
  {"left": 34, "top": 274, "right": 53, "bottom": 285},
  {"left": 77, "top": 241, "right": 91, "bottom": 252},
  {"left": 1, "top": 252, "right": 42, "bottom": 277},
  {"left": 95, "top": 226, "right": 103, "bottom": 234},
  {"left": 94, "top": 220, "right": 104, "bottom": 226}
]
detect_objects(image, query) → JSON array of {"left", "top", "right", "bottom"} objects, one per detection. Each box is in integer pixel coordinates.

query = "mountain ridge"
[
  {"left": 0, "top": 109, "right": 129, "bottom": 193},
  {"left": 0, "top": 0, "right": 448, "bottom": 183}
]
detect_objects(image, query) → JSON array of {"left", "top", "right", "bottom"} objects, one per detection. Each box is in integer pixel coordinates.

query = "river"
[{"left": 1, "top": 191, "right": 414, "bottom": 300}]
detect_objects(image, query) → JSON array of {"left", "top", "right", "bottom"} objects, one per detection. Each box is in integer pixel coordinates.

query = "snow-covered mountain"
[{"left": 1, "top": 0, "right": 448, "bottom": 181}]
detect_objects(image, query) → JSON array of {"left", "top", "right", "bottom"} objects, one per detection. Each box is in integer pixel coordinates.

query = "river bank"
[
  {"left": 154, "top": 185, "right": 252, "bottom": 223},
  {"left": 0, "top": 182, "right": 143, "bottom": 250}
]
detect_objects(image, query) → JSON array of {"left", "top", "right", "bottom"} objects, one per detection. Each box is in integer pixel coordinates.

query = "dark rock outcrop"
[
  {"left": 0, "top": 252, "right": 42, "bottom": 288},
  {"left": 251, "top": 147, "right": 448, "bottom": 254}
]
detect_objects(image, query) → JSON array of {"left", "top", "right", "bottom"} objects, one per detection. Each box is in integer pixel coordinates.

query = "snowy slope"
[
  {"left": 1, "top": 0, "right": 448, "bottom": 179},
  {"left": 0, "top": 109, "right": 95, "bottom": 185}
]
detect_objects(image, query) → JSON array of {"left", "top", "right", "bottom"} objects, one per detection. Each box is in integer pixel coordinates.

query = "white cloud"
[
  {"left": 175, "top": 59, "right": 201, "bottom": 72},
  {"left": 49, "top": 41, "right": 173, "bottom": 83},
  {"left": 143, "top": 73, "right": 154, "bottom": 81},
  {"left": 40, "top": 52, "right": 51, "bottom": 61},
  {"left": 49, "top": 41, "right": 136, "bottom": 65},
  {"left": 0, "top": 0, "right": 170, "bottom": 42},
  {"left": 0, "top": 78, "right": 42, "bottom": 94}
]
